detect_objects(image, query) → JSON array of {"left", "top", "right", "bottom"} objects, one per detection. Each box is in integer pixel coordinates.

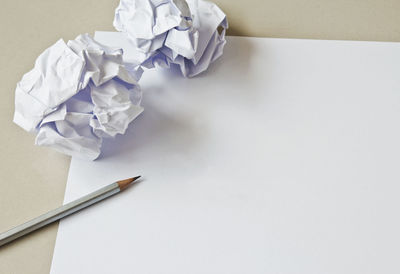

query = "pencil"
[{"left": 0, "top": 176, "right": 141, "bottom": 247}]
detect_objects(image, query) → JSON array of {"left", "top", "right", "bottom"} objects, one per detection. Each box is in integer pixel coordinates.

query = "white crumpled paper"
[
  {"left": 113, "top": 0, "right": 228, "bottom": 77},
  {"left": 14, "top": 34, "right": 143, "bottom": 160}
]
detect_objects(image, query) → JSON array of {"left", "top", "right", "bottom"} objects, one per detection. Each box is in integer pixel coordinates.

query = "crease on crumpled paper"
[
  {"left": 113, "top": 0, "right": 228, "bottom": 77},
  {"left": 14, "top": 34, "right": 143, "bottom": 160}
]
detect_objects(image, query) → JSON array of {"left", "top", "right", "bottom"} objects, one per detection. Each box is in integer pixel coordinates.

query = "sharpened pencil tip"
[{"left": 117, "top": 176, "right": 141, "bottom": 191}]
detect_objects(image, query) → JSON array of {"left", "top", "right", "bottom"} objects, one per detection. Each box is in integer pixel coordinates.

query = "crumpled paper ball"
[
  {"left": 113, "top": 0, "right": 228, "bottom": 77},
  {"left": 13, "top": 34, "right": 143, "bottom": 160}
]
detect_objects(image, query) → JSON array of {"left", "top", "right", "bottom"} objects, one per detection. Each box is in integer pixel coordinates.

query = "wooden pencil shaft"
[{"left": 0, "top": 182, "right": 120, "bottom": 247}]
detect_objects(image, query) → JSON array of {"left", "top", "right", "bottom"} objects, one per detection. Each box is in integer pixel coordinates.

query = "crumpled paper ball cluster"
[
  {"left": 14, "top": 34, "right": 143, "bottom": 160},
  {"left": 114, "top": 0, "right": 228, "bottom": 77},
  {"left": 14, "top": 0, "right": 227, "bottom": 160}
]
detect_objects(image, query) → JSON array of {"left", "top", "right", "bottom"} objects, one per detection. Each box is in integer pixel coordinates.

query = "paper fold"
[
  {"left": 113, "top": 0, "right": 228, "bottom": 77},
  {"left": 14, "top": 34, "right": 143, "bottom": 160}
]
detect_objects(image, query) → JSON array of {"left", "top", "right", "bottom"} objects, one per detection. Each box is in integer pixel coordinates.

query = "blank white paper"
[{"left": 50, "top": 35, "right": 400, "bottom": 274}]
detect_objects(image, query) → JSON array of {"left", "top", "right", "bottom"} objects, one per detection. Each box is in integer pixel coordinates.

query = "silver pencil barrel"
[{"left": 0, "top": 182, "right": 120, "bottom": 247}]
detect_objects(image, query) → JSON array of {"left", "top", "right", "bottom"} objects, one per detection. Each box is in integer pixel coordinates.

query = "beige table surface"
[{"left": 1, "top": 0, "right": 400, "bottom": 273}]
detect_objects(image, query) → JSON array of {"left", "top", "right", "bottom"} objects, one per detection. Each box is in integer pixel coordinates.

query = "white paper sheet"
[{"left": 51, "top": 35, "right": 400, "bottom": 274}]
